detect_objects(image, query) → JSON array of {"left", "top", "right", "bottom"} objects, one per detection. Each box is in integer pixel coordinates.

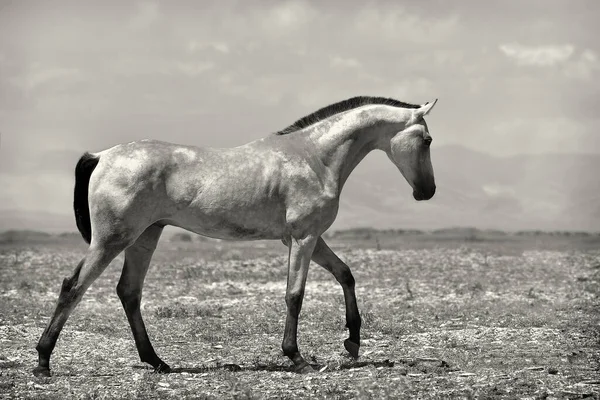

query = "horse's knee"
[
  {"left": 285, "top": 291, "right": 304, "bottom": 315},
  {"left": 57, "top": 278, "right": 81, "bottom": 308},
  {"left": 56, "top": 259, "right": 85, "bottom": 305},
  {"left": 60, "top": 276, "right": 76, "bottom": 296}
]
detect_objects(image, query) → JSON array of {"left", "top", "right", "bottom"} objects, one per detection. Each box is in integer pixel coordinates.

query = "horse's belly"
[
  {"left": 160, "top": 149, "right": 289, "bottom": 240},
  {"left": 162, "top": 204, "right": 286, "bottom": 241}
]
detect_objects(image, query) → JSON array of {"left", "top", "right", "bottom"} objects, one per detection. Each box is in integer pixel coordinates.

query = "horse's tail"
[{"left": 73, "top": 152, "right": 100, "bottom": 244}]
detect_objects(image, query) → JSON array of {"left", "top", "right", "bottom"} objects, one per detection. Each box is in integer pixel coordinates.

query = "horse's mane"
[{"left": 275, "top": 96, "right": 421, "bottom": 135}]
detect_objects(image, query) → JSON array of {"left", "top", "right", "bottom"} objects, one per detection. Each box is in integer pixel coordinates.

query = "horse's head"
[{"left": 385, "top": 99, "right": 437, "bottom": 201}]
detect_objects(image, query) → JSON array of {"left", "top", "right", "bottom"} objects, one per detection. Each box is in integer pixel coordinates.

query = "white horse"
[{"left": 34, "top": 96, "right": 437, "bottom": 376}]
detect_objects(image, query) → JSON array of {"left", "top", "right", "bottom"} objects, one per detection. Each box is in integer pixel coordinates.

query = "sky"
[{"left": 0, "top": 0, "right": 598, "bottom": 229}]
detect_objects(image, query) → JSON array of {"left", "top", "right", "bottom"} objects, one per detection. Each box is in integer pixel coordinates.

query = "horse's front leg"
[
  {"left": 282, "top": 235, "right": 318, "bottom": 373},
  {"left": 311, "top": 237, "right": 361, "bottom": 359}
]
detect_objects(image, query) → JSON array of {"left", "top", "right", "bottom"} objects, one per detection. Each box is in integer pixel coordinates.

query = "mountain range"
[{"left": 1, "top": 145, "right": 598, "bottom": 233}]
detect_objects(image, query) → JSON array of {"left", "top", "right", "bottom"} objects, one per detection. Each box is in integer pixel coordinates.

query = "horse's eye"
[{"left": 424, "top": 136, "right": 432, "bottom": 146}]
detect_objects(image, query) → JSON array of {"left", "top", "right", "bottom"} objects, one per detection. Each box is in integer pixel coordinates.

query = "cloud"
[
  {"left": 482, "top": 183, "right": 516, "bottom": 197},
  {"left": 10, "top": 66, "right": 84, "bottom": 91},
  {"left": 267, "top": 1, "right": 316, "bottom": 30},
  {"left": 388, "top": 78, "right": 435, "bottom": 101},
  {"left": 188, "top": 41, "right": 230, "bottom": 54},
  {"left": 499, "top": 43, "right": 574, "bottom": 66},
  {"left": 296, "top": 88, "right": 336, "bottom": 109},
  {"left": 330, "top": 56, "right": 361, "bottom": 69},
  {"left": 215, "top": 73, "right": 292, "bottom": 107},
  {"left": 175, "top": 61, "right": 215, "bottom": 77},
  {"left": 354, "top": 6, "right": 460, "bottom": 44},
  {"left": 129, "top": 2, "right": 159, "bottom": 30},
  {"left": 564, "top": 49, "right": 600, "bottom": 80}
]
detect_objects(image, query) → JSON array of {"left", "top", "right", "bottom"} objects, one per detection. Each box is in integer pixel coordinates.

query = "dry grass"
[{"left": 0, "top": 234, "right": 599, "bottom": 399}]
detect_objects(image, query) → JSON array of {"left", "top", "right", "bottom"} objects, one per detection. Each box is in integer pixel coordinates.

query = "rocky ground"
[{"left": 0, "top": 236, "right": 598, "bottom": 399}]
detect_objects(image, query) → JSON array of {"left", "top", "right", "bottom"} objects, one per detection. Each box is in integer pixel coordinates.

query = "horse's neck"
[
  {"left": 306, "top": 105, "right": 412, "bottom": 194},
  {"left": 312, "top": 121, "right": 384, "bottom": 193}
]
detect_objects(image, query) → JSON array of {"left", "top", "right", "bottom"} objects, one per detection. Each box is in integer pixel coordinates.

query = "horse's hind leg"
[
  {"left": 34, "top": 242, "right": 127, "bottom": 377},
  {"left": 116, "top": 224, "right": 170, "bottom": 373},
  {"left": 311, "top": 237, "right": 361, "bottom": 359}
]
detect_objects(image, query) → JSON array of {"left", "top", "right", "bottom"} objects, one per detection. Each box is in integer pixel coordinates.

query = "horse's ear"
[{"left": 417, "top": 99, "right": 438, "bottom": 118}]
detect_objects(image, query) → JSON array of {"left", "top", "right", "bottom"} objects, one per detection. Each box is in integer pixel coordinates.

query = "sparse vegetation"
[{"left": 0, "top": 231, "right": 598, "bottom": 399}]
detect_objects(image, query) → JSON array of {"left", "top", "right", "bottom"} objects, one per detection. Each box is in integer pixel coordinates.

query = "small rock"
[
  {"left": 578, "top": 380, "right": 600, "bottom": 385},
  {"left": 526, "top": 366, "right": 544, "bottom": 371},
  {"left": 548, "top": 367, "right": 559, "bottom": 375},
  {"left": 223, "top": 363, "right": 241, "bottom": 372}
]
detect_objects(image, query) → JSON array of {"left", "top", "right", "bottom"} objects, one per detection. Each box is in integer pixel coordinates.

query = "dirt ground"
[{"left": 0, "top": 233, "right": 599, "bottom": 399}]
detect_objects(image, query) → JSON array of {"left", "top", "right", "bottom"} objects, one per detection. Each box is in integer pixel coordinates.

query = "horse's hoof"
[
  {"left": 295, "top": 363, "right": 315, "bottom": 374},
  {"left": 344, "top": 339, "right": 360, "bottom": 359},
  {"left": 154, "top": 363, "right": 171, "bottom": 374},
  {"left": 33, "top": 366, "right": 51, "bottom": 377}
]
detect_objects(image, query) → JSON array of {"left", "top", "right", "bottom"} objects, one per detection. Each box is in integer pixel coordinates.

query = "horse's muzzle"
[{"left": 413, "top": 185, "right": 436, "bottom": 201}]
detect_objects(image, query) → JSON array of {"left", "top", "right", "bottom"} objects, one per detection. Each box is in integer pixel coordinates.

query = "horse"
[{"left": 33, "top": 96, "right": 437, "bottom": 377}]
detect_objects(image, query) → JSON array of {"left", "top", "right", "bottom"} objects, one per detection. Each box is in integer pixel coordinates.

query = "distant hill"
[
  {"left": 0, "top": 230, "right": 51, "bottom": 243},
  {"left": 0, "top": 229, "right": 82, "bottom": 245},
  {"left": 0, "top": 209, "right": 74, "bottom": 233},
  {"left": 1, "top": 145, "right": 599, "bottom": 233}
]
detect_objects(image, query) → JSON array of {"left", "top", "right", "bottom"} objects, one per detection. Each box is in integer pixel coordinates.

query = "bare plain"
[{"left": 0, "top": 229, "right": 599, "bottom": 399}]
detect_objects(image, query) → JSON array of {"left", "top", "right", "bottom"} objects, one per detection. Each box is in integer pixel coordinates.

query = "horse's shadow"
[{"left": 132, "top": 359, "right": 424, "bottom": 374}]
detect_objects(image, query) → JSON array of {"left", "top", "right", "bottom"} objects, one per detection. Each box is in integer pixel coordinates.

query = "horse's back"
[{"left": 89, "top": 139, "right": 292, "bottom": 240}]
